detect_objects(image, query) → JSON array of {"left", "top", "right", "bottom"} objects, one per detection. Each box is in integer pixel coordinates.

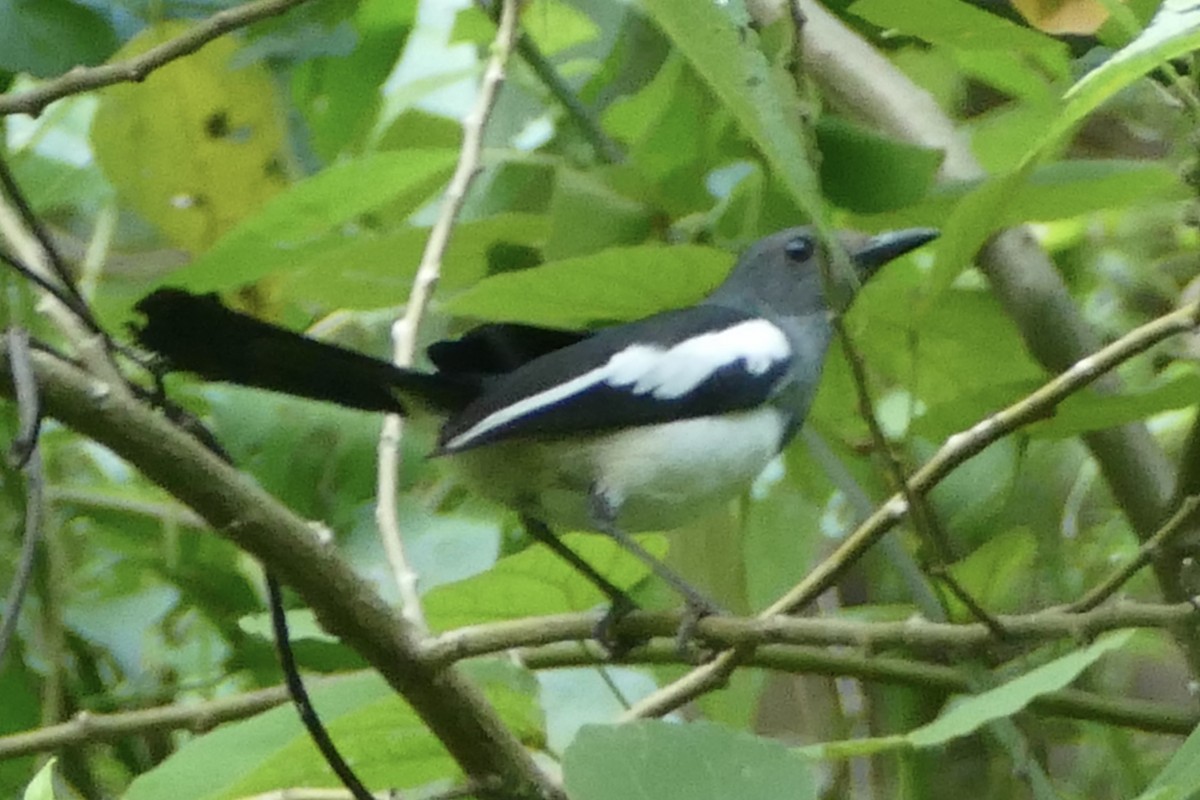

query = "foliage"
[{"left": 2, "top": 0, "right": 1200, "bottom": 798}]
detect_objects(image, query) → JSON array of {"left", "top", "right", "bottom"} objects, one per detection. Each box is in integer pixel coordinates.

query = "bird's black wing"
[
  {"left": 426, "top": 323, "right": 590, "bottom": 378},
  {"left": 437, "top": 304, "right": 795, "bottom": 453}
]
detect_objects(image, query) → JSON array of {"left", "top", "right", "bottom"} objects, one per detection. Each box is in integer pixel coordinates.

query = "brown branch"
[
  {"left": 0, "top": 344, "right": 562, "bottom": 800},
  {"left": 0, "top": 0, "right": 316, "bottom": 118},
  {"left": 624, "top": 299, "right": 1200, "bottom": 719}
]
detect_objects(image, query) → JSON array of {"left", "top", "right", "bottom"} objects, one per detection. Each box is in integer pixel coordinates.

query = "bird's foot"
[
  {"left": 674, "top": 595, "right": 724, "bottom": 663},
  {"left": 592, "top": 594, "right": 646, "bottom": 658}
]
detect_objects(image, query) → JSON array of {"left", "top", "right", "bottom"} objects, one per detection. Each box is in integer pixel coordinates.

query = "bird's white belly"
[{"left": 448, "top": 407, "right": 786, "bottom": 532}]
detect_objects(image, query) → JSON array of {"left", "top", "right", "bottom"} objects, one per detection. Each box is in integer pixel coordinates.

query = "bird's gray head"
[{"left": 707, "top": 226, "right": 939, "bottom": 319}]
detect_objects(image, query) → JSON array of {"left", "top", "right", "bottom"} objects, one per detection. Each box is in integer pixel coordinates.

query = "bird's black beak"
[{"left": 853, "top": 228, "right": 939, "bottom": 278}]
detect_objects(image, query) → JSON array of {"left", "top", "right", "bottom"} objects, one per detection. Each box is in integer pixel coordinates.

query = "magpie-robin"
[{"left": 135, "top": 226, "right": 937, "bottom": 617}]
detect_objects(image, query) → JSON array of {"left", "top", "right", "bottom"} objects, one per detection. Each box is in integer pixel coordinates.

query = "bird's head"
[{"left": 709, "top": 226, "right": 939, "bottom": 318}]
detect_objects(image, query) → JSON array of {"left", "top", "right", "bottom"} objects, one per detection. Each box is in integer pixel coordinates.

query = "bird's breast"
[{"left": 446, "top": 407, "right": 787, "bottom": 532}]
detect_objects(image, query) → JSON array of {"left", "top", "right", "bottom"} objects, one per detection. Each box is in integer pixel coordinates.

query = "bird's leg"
[
  {"left": 519, "top": 515, "right": 641, "bottom": 654},
  {"left": 587, "top": 492, "right": 724, "bottom": 654}
]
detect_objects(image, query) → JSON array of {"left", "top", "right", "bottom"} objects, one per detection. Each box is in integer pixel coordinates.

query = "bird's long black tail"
[{"left": 134, "top": 289, "right": 477, "bottom": 413}]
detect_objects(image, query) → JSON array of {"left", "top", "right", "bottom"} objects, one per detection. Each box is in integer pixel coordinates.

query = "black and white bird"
[{"left": 135, "top": 226, "right": 936, "bottom": 617}]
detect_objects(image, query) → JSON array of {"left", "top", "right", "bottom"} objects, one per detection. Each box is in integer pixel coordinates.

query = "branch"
[
  {"left": 521, "top": 641, "right": 1198, "bottom": 736},
  {"left": 5, "top": 600, "right": 1192, "bottom": 760},
  {"left": 0, "top": 344, "right": 562, "bottom": 800},
  {"left": 625, "top": 299, "right": 1200, "bottom": 719},
  {"left": 0, "top": 682, "right": 296, "bottom": 759},
  {"left": 421, "top": 602, "right": 1198, "bottom": 666},
  {"left": 0, "top": 330, "right": 43, "bottom": 670},
  {"left": 375, "top": 0, "right": 522, "bottom": 634},
  {"left": 0, "top": 0, "right": 317, "bottom": 118}
]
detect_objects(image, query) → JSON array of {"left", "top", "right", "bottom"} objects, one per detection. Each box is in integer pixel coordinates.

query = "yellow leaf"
[
  {"left": 1010, "top": 0, "right": 1115, "bottom": 34},
  {"left": 92, "top": 22, "right": 288, "bottom": 254}
]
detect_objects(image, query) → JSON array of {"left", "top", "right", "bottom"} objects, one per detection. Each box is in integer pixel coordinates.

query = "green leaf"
[
  {"left": 1139, "top": 710, "right": 1200, "bottom": 800},
  {"left": 544, "top": 169, "right": 652, "bottom": 259},
  {"left": 806, "top": 632, "right": 1136, "bottom": 759},
  {"left": 639, "top": 0, "right": 824, "bottom": 223},
  {"left": 953, "top": 47, "right": 1057, "bottom": 105},
  {"left": 1030, "top": 368, "right": 1200, "bottom": 439},
  {"left": 444, "top": 244, "right": 732, "bottom": 326},
  {"left": 923, "top": 0, "right": 1200, "bottom": 291},
  {"left": 91, "top": 22, "right": 288, "bottom": 254},
  {"left": 1052, "top": 1, "right": 1200, "bottom": 159},
  {"left": 920, "top": 160, "right": 1185, "bottom": 295},
  {"left": 564, "top": 721, "right": 817, "bottom": 800},
  {"left": 422, "top": 533, "right": 663, "bottom": 630},
  {"left": 275, "top": 212, "right": 549, "bottom": 308},
  {"left": 21, "top": 759, "right": 56, "bottom": 800},
  {"left": 454, "top": 2, "right": 598, "bottom": 55},
  {"left": 124, "top": 670, "right": 539, "bottom": 800},
  {"left": 907, "top": 631, "right": 1136, "bottom": 747},
  {"left": 169, "top": 149, "right": 457, "bottom": 292},
  {"left": 815, "top": 116, "right": 944, "bottom": 213},
  {"left": 602, "top": 54, "right": 719, "bottom": 213},
  {"left": 0, "top": 0, "right": 117, "bottom": 77},
  {"left": 861, "top": 160, "right": 1182, "bottom": 230},
  {"left": 293, "top": 0, "right": 414, "bottom": 159},
  {"left": 945, "top": 527, "right": 1037, "bottom": 614},
  {"left": 849, "top": 0, "right": 1069, "bottom": 78}
]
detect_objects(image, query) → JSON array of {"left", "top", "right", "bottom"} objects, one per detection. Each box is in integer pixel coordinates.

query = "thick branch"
[
  {"left": 0, "top": 0, "right": 316, "bottom": 118},
  {"left": 0, "top": 345, "right": 561, "bottom": 800}
]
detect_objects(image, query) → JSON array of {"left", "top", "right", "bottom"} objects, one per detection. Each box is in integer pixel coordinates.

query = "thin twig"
[
  {"left": 49, "top": 486, "right": 207, "bottom": 529},
  {"left": 828, "top": 312, "right": 971, "bottom": 626},
  {"left": 0, "top": 157, "right": 96, "bottom": 329},
  {"left": 0, "top": 682, "right": 297, "bottom": 759},
  {"left": 7, "top": 327, "right": 40, "bottom": 466},
  {"left": 0, "top": 175, "right": 127, "bottom": 394},
  {"left": 931, "top": 567, "right": 1009, "bottom": 639},
  {"left": 624, "top": 299, "right": 1200, "bottom": 719},
  {"left": 266, "top": 575, "right": 375, "bottom": 800},
  {"left": 475, "top": 1, "right": 622, "bottom": 163},
  {"left": 1071, "top": 496, "right": 1200, "bottom": 613},
  {"left": 375, "top": 0, "right": 523, "bottom": 632},
  {"left": 0, "top": 0, "right": 317, "bottom": 118},
  {"left": 0, "top": 329, "right": 44, "bottom": 670}
]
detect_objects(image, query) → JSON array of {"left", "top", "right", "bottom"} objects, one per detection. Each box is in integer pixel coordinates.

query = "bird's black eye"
[{"left": 784, "top": 235, "right": 815, "bottom": 262}]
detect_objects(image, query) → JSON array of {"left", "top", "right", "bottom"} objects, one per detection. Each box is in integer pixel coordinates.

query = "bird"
[{"left": 134, "top": 226, "right": 937, "bottom": 625}]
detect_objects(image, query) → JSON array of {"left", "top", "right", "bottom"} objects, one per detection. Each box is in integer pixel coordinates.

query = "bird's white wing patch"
[
  {"left": 607, "top": 319, "right": 790, "bottom": 399},
  {"left": 442, "top": 318, "right": 791, "bottom": 451}
]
